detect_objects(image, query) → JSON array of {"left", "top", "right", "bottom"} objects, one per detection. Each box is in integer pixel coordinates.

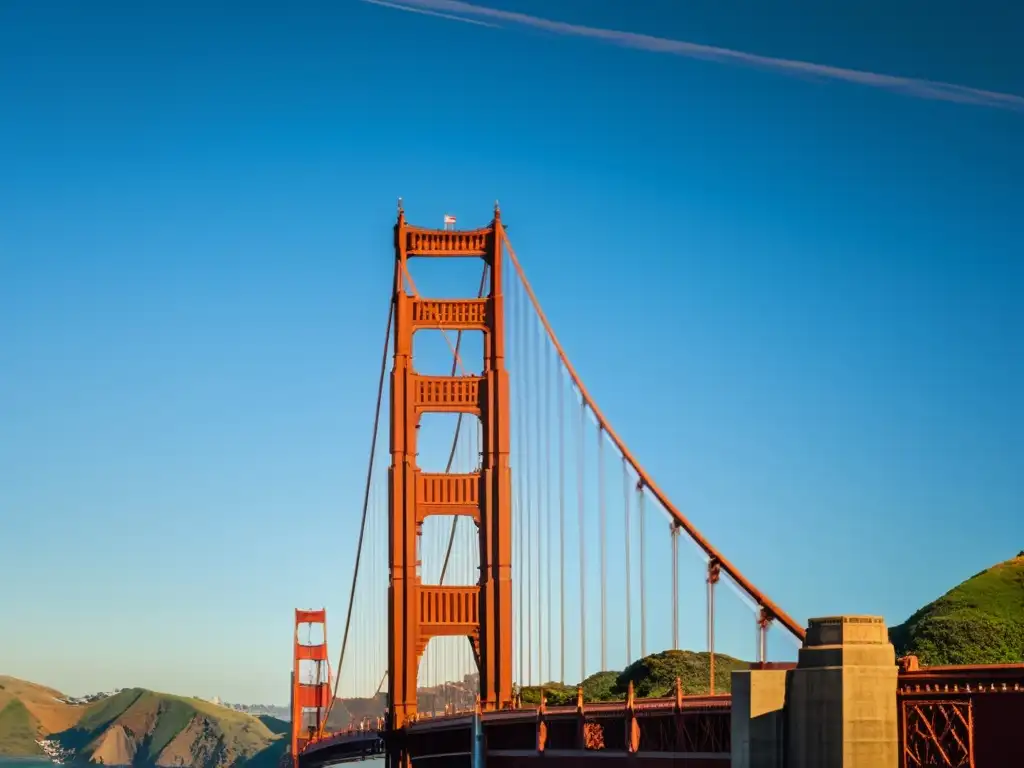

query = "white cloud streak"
[
  {"left": 360, "top": 0, "right": 498, "bottom": 28},
  {"left": 361, "top": 0, "right": 1024, "bottom": 112}
]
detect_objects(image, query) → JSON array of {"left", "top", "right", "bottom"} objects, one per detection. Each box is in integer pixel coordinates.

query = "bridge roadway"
[
  {"left": 298, "top": 693, "right": 732, "bottom": 768},
  {"left": 299, "top": 729, "right": 385, "bottom": 766}
]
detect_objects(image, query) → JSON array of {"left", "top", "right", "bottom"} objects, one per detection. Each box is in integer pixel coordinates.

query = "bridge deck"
[{"left": 299, "top": 694, "right": 732, "bottom": 766}]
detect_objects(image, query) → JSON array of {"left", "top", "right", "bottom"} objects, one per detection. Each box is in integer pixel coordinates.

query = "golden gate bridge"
[
  {"left": 279, "top": 204, "right": 1024, "bottom": 768},
  {"left": 287, "top": 202, "right": 806, "bottom": 766}
]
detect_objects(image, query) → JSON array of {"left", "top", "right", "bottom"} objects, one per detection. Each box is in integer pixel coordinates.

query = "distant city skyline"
[{"left": 1, "top": 0, "right": 1020, "bottom": 704}]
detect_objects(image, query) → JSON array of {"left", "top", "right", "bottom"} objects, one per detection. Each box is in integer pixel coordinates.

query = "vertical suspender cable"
[
  {"left": 672, "top": 523, "right": 679, "bottom": 650},
  {"left": 558, "top": 353, "right": 566, "bottom": 684},
  {"left": 707, "top": 560, "right": 720, "bottom": 695},
  {"left": 544, "top": 331, "right": 553, "bottom": 682},
  {"left": 577, "top": 397, "right": 586, "bottom": 683},
  {"left": 524, "top": 278, "right": 534, "bottom": 686},
  {"left": 513, "top": 274, "right": 525, "bottom": 686},
  {"left": 758, "top": 610, "right": 768, "bottom": 665},
  {"left": 532, "top": 311, "right": 544, "bottom": 684},
  {"left": 598, "top": 425, "right": 607, "bottom": 672},
  {"left": 638, "top": 483, "right": 647, "bottom": 659},
  {"left": 709, "top": 573, "right": 715, "bottom": 693},
  {"left": 521, "top": 276, "right": 532, "bottom": 686},
  {"left": 515, "top": 486, "right": 523, "bottom": 685},
  {"left": 623, "top": 459, "right": 632, "bottom": 666}
]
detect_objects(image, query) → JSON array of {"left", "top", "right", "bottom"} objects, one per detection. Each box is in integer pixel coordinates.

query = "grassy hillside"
[
  {"left": 0, "top": 677, "right": 285, "bottom": 768},
  {"left": 244, "top": 739, "right": 289, "bottom": 768},
  {"left": 519, "top": 649, "right": 749, "bottom": 705},
  {"left": 61, "top": 688, "right": 141, "bottom": 747},
  {"left": 621, "top": 650, "right": 748, "bottom": 696},
  {"left": 0, "top": 699, "right": 44, "bottom": 756},
  {"left": 57, "top": 687, "right": 280, "bottom": 767},
  {"left": 890, "top": 552, "right": 1024, "bottom": 665},
  {"left": 0, "top": 675, "right": 83, "bottom": 734},
  {"left": 257, "top": 715, "right": 290, "bottom": 736},
  {"left": 0, "top": 676, "right": 84, "bottom": 757}
]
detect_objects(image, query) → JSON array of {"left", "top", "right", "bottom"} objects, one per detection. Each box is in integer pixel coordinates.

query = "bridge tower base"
[
  {"left": 731, "top": 615, "right": 899, "bottom": 768},
  {"left": 786, "top": 615, "right": 898, "bottom": 768},
  {"left": 731, "top": 668, "right": 787, "bottom": 768}
]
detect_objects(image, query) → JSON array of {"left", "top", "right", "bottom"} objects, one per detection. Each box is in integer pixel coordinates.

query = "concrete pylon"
[
  {"left": 731, "top": 667, "right": 787, "bottom": 768},
  {"left": 786, "top": 615, "right": 898, "bottom": 768}
]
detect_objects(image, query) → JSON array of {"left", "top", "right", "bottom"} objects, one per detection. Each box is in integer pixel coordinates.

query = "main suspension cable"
[
  {"left": 324, "top": 281, "right": 395, "bottom": 731},
  {"left": 499, "top": 230, "right": 804, "bottom": 642}
]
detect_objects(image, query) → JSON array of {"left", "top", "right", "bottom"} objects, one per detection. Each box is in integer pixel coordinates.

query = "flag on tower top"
[{"left": 443, "top": 214, "right": 456, "bottom": 228}]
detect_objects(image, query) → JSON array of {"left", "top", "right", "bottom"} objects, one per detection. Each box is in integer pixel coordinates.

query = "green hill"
[
  {"left": 0, "top": 675, "right": 83, "bottom": 739},
  {"left": 519, "top": 649, "right": 749, "bottom": 705},
  {"left": 0, "top": 677, "right": 286, "bottom": 768},
  {"left": 56, "top": 687, "right": 281, "bottom": 767},
  {"left": 0, "top": 698, "right": 43, "bottom": 756},
  {"left": 890, "top": 552, "right": 1024, "bottom": 665},
  {"left": 257, "top": 715, "right": 290, "bottom": 736},
  {"left": 620, "top": 650, "right": 748, "bottom": 696}
]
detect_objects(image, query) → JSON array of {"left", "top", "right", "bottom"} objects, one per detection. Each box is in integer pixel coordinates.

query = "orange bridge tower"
[
  {"left": 291, "top": 609, "right": 331, "bottom": 768},
  {"left": 388, "top": 203, "right": 514, "bottom": 731}
]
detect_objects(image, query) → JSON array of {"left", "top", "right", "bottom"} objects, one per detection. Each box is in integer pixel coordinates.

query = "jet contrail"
[
  {"left": 361, "top": 0, "right": 1024, "bottom": 112},
  {"left": 361, "top": 0, "right": 498, "bottom": 28}
]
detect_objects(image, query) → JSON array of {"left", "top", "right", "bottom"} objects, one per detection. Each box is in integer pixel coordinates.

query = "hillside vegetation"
[
  {"left": 0, "top": 676, "right": 83, "bottom": 737},
  {"left": 0, "top": 677, "right": 286, "bottom": 768},
  {"left": 59, "top": 687, "right": 282, "bottom": 768},
  {"left": 890, "top": 552, "right": 1024, "bottom": 665},
  {"left": 0, "top": 698, "right": 43, "bottom": 756},
  {"left": 519, "top": 649, "right": 749, "bottom": 705},
  {"left": 320, "top": 650, "right": 748, "bottom": 721}
]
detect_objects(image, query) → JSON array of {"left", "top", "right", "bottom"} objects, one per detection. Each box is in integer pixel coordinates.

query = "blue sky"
[{"left": 1, "top": 0, "right": 1021, "bottom": 704}]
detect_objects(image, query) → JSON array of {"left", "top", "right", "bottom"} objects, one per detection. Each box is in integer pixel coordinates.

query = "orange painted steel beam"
[
  {"left": 415, "top": 470, "right": 482, "bottom": 523},
  {"left": 295, "top": 644, "right": 329, "bottom": 661},
  {"left": 411, "top": 298, "right": 490, "bottom": 331},
  {"left": 388, "top": 205, "right": 514, "bottom": 739},
  {"left": 296, "top": 609, "right": 326, "bottom": 624},
  {"left": 501, "top": 230, "right": 806, "bottom": 643}
]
